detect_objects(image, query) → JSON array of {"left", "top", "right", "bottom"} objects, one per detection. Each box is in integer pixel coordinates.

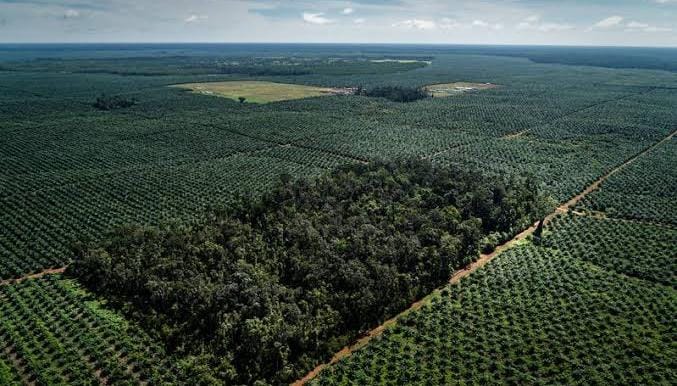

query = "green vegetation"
[
  {"left": 0, "top": 358, "right": 22, "bottom": 386},
  {"left": 313, "top": 234, "right": 676, "bottom": 385},
  {"left": 92, "top": 94, "right": 137, "bottom": 110},
  {"left": 313, "top": 123, "right": 677, "bottom": 385},
  {"left": 172, "top": 80, "right": 342, "bottom": 104},
  {"left": 1, "top": 44, "right": 676, "bottom": 385},
  {"left": 0, "top": 55, "right": 428, "bottom": 76},
  {"left": 578, "top": 137, "right": 676, "bottom": 225},
  {"left": 69, "top": 160, "right": 546, "bottom": 384},
  {"left": 0, "top": 53, "right": 677, "bottom": 279},
  {"left": 0, "top": 276, "right": 179, "bottom": 384},
  {"left": 358, "top": 86, "right": 429, "bottom": 103},
  {"left": 544, "top": 214, "right": 676, "bottom": 286}
]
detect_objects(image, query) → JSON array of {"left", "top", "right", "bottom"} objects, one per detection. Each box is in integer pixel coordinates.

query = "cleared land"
[
  {"left": 172, "top": 80, "right": 347, "bottom": 103},
  {"left": 370, "top": 59, "right": 432, "bottom": 65},
  {"left": 425, "top": 82, "right": 499, "bottom": 97}
]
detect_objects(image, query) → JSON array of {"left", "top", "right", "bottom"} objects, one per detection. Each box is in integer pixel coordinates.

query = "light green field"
[{"left": 172, "top": 80, "right": 340, "bottom": 104}]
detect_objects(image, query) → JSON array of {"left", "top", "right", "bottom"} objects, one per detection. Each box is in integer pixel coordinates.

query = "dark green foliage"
[
  {"left": 68, "top": 160, "right": 545, "bottom": 384},
  {"left": 3, "top": 48, "right": 677, "bottom": 282},
  {"left": 2, "top": 45, "right": 677, "bottom": 385},
  {"left": 476, "top": 46, "right": 677, "bottom": 72},
  {"left": 0, "top": 358, "right": 22, "bottom": 386},
  {"left": 544, "top": 214, "right": 677, "bottom": 286},
  {"left": 577, "top": 138, "right": 677, "bottom": 225},
  {"left": 0, "top": 276, "right": 178, "bottom": 385},
  {"left": 1, "top": 55, "right": 427, "bottom": 77},
  {"left": 92, "top": 94, "right": 136, "bottom": 110},
  {"left": 360, "top": 85, "right": 429, "bottom": 102},
  {"left": 314, "top": 239, "right": 676, "bottom": 385}
]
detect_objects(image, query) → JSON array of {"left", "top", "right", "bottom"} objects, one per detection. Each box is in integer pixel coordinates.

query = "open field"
[
  {"left": 171, "top": 80, "right": 349, "bottom": 103},
  {"left": 1, "top": 44, "right": 676, "bottom": 384}
]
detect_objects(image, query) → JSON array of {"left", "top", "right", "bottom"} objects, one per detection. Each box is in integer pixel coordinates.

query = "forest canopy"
[
  {"left": 358, "top": 85, "right": 429, "bottom": 102},
  {"left": 68, "top": 159, "right": 549, "bottom": 385}
]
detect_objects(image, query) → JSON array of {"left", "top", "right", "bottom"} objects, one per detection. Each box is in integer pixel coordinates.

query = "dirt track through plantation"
[
  {"left": 292, "top": 128, "right": 676, "bottom": 385},
  {"left": 1, "top": 125, "right": 674, "bottom": 385},
  {"left": 0, "top": 267, "right": 66, "bottom": 286}
]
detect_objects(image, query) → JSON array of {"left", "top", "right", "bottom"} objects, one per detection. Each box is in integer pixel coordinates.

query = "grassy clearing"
[
  {"left": 425, "top": 82, "right": 499, "bottom": 97},
  {"left": 172, "top": 80, "right": 340, "bottom": 104}
]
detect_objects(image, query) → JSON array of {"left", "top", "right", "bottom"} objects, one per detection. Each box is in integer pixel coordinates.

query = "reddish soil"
[{"left": 0, "top": 267, "right": 67, "bottom": 286}]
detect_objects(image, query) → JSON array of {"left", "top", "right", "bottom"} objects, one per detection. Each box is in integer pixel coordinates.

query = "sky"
[{"left": 0, "top": 0, "right": 676, "bottom": 46}]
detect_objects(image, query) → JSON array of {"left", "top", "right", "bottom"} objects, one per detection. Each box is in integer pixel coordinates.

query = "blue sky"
[{"left": 0, "top": 0, "right": 675, "bottom": 46}]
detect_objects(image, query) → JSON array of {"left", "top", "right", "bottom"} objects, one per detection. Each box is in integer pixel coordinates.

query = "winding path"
[{"left": 0, "top": 267, "right": 66, "bottom": 287}]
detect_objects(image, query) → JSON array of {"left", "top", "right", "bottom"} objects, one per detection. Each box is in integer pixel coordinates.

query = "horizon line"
[{"left": 1, "top": 42, "right": 677, "bottom": 49}]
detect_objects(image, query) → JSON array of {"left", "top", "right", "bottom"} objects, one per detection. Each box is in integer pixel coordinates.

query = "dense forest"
[
  {"left": 92, "top": 94, "right": 137, "bottom": 110},
  {"left": 358, "top": 85, "right": 430, "bottom": 102},
  {"left": 68, "top": 159, "right": 547, "bottom": 384}
]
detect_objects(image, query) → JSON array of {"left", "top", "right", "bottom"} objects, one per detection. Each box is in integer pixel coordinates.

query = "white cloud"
[
  {"left": 438, "top": 18, "right": 503, "bottom": 30},
  {"left": 627, "top": 21, "right": 649, "bottom": 29},
  {"left": 185, "top": 14, "right": 207, "bottom": 23},
  {"left": 517, "top": 16, "right": 573, "bottom": 32},
  {"left": 593, "top": 15, "right": 624, "bottom": 28},
  {"left": 472, "top": 20, "right": 503, "bottom": 30},
  {"left": 625, "top": 20, "right": 672, "bottom": 32},
  {"left": 342, "top": 7, "right": 354, "bottom": 15},
  {"left": 63, "top": 9, "right": 80, "bottom": 19},
  {"left": 393, "top": 19, "right": 436, "bottom": 30},
  {"left": 439, "top": 18, "right": 462, "bottom": 29},
  {"left": 644, "top": 26, "right": 673, "bottom": 32},
  {"left": 303, "top": 12, "right": 332, "bottom": 25},
  {"left": 653, "top": 0, "right": 677, "bottom": 3},
  {"left": 353, "top": 18, "right": 366, "bottom": 25}
]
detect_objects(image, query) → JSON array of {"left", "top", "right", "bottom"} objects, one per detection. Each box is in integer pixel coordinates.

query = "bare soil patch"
[{"left": 425, "top": 82, "right": 499, "bottom": 97}]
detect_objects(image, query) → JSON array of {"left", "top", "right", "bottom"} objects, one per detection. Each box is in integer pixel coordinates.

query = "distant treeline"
[
  {"left": 69, "top": 159, "right": 548, "bottom": 385},
  {"left": 1, "top": 56, "right": 426, "bottom": 77}
]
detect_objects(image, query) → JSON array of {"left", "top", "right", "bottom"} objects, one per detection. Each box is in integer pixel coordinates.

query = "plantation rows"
[
  {"left": 313, "top": 234, "right": 676, "bottom": 385},
  {"left": 0, "top": 150, "right": 355, "bottom": 280},
  {"left": 299, "top": 126, "right": 488, "bottom": 162},
  {"left": 0, "top": 115, "right": 269, "bottom": 191},
  {"left": 432, "top": 135, "right": 649, "bottom": 202},
  {"left": 0, "top": 358, "right": 23, "bottom": 386},
  {"left": 0, "top": 276, "right": 178, "bottom": 385},
  {"left": 527, "top": 88, "right": 677, "bottom": 142},
  {"left": 2, "top": 51, "right": 676, "bottom": 282},
  {"left": 578, "top": 137, "right": 677, "bottom": 225},
  {"left": 544, "top": 214, "right": 676, "bottom": 287}
]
